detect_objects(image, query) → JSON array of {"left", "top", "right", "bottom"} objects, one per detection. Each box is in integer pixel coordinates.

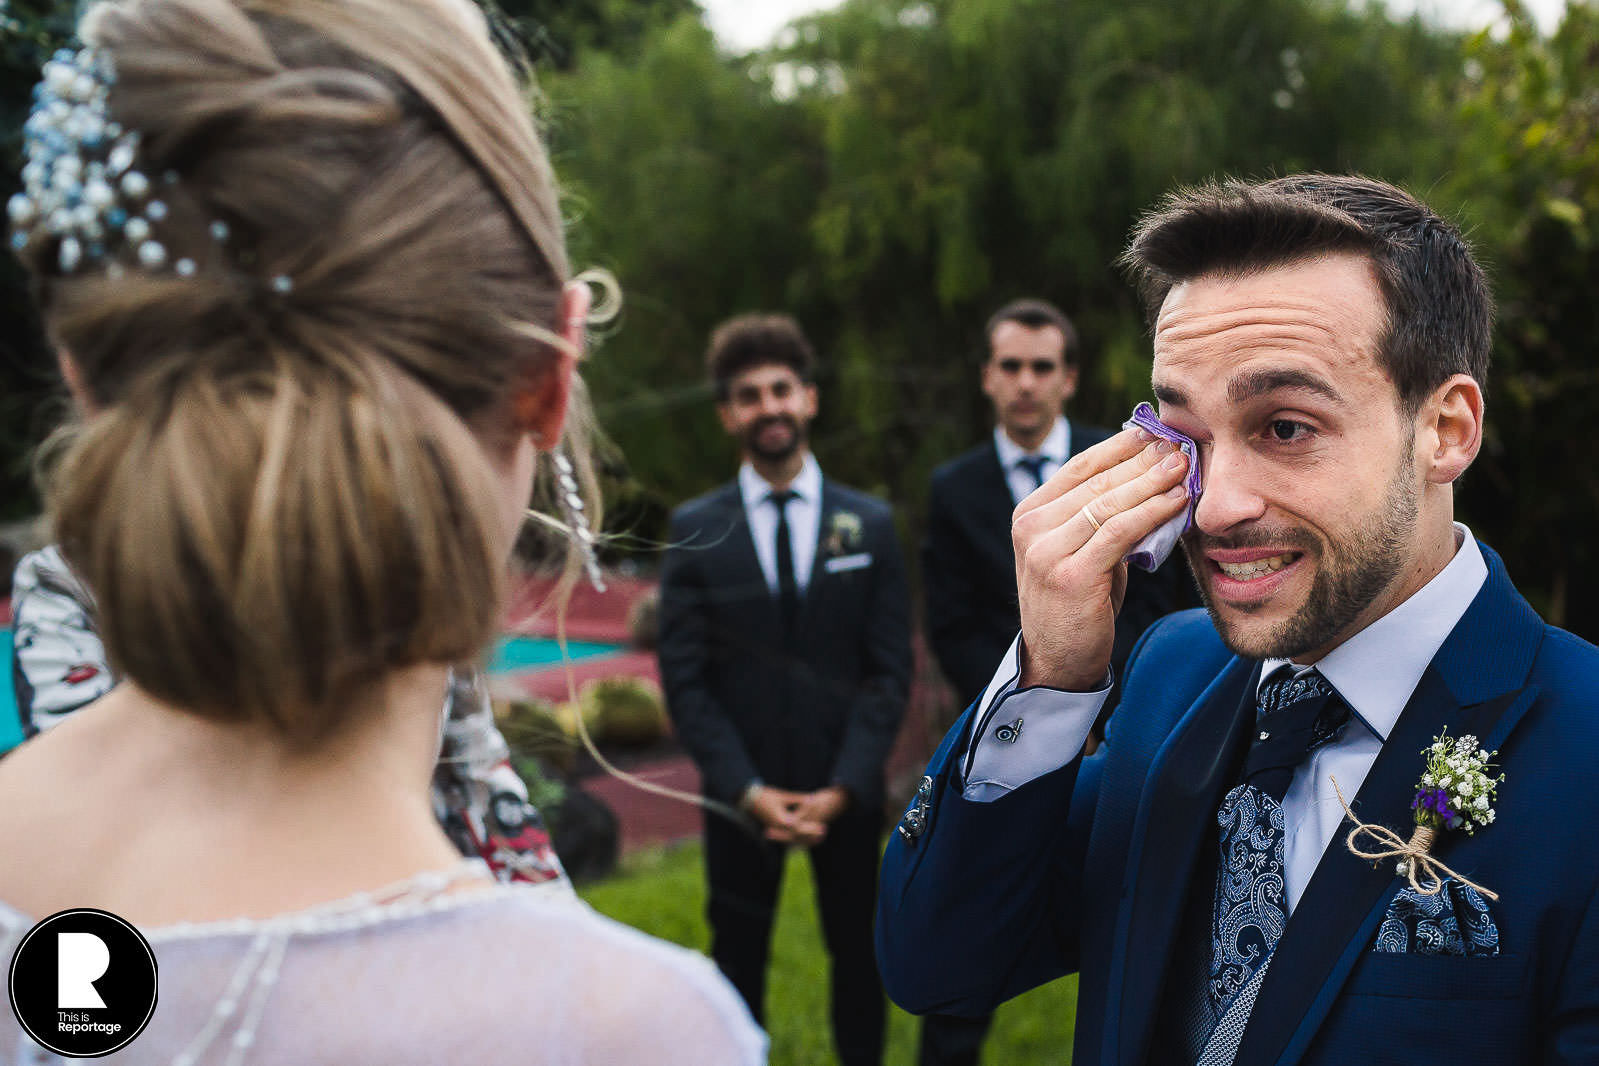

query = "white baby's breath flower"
[{"left": 1414, "top": 728, "right": 1504, "bottom": 837}]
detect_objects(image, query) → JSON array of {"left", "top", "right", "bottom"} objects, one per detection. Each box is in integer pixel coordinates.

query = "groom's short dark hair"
[{"left": 1120, "top": 173, "right": 1493, "bottom": 414}]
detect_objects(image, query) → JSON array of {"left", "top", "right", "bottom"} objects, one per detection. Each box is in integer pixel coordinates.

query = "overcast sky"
[{"left": 697, "top": 0, "right": 1571, "bottom": 53}]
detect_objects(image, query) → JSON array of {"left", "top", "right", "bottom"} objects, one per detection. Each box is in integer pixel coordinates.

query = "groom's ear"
[{"left": 1417, "top": 374, "right": 1483, "bottom": 486}]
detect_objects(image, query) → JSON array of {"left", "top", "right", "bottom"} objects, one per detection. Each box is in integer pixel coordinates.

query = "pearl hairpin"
[{"left": 8, "top": 43, "right": 292, "bottom": 295}]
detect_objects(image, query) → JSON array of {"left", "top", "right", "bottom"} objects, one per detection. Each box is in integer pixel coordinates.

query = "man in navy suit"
[
  {"left": 660, "top": 313, "right": 911, "bottom": 1066},
  {"left": 877, "top": 174, "right": 1599, "bottom": 1064},
  {"left": 919, "top": 299, "right": 1189, "bottom": 1065}
]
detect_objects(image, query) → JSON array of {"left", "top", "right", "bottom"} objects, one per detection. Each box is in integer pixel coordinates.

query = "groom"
[{"left": 877, "top": 174, "right": 1599, "bottom": 1064}]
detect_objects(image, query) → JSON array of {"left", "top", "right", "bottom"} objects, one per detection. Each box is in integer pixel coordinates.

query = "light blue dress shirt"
[
  {"left": 737, "top": 453, "right": 823, "bottom": 594},
  {"left": 961, "top": 522, "right": 1489, "bottom": 913}
]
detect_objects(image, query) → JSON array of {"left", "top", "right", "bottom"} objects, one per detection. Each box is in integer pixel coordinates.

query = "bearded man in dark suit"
[{"left": 658, "top": 314, "right": 911, "bottom": 1066}]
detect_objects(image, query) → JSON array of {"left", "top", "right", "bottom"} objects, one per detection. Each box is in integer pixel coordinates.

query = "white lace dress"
[{"left": 0, "top": 862, "right": 765, "bottom": 1065}]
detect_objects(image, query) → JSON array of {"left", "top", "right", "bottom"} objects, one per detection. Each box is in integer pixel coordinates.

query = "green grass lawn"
[{"left": 581, "top": 842, "right": 1077, "bottom": 1065}]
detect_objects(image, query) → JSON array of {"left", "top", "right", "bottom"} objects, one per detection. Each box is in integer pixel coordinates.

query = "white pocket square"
[{"left": 824, "top": 552, "right": 873, "bottom": 574}]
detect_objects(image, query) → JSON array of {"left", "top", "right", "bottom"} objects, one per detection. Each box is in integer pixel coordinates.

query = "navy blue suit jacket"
[{"left": 877, "top": 543, "right": 1599, "bottom": 1064}]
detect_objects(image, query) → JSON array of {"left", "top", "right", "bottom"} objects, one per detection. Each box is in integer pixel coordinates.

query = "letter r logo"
[{"left": 57, "top": 932, "right": 110, "bottom": 1009}]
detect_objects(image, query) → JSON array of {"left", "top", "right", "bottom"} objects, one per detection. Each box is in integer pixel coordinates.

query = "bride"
[{"left": 0, "top": 0, "right": 764, "bottom": 1062}]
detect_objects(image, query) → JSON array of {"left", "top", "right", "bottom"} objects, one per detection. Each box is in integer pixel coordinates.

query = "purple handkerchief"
[{"left": 1120, "top": 402, "right": 1202, "bottom": 571}]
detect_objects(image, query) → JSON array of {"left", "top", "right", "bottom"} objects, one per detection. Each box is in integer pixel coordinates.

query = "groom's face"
[{"left": 1152, "top": 252, "right": 1429, "bottom": 663}]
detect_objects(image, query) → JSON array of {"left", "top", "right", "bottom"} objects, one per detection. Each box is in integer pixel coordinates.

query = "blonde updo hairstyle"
[{"left": 24, "top": 0, "right": 597, "bottom": 743}]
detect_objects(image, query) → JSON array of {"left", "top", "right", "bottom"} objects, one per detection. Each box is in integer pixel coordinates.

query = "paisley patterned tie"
[{"left": 1197, "top": 668, "right": 1350, "bottom": 1064}]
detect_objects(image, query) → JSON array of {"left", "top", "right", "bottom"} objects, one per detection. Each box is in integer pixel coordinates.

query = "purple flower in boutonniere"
[
  {"left": 824, "top": 510, "right": 864, "bottom": 557},
  {"left": 1412, "top": 728, "right": 1504, "bottom": 836},
  {"left": 1333, "top": 728, "right": 1504, "bottom": 901}
]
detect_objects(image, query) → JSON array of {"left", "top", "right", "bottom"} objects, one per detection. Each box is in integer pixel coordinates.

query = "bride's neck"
[
  {"left": 2, "top": 664, "right": 471, "bottom": 924},
  {"left": 113, "top": 664, "right": 452, "bottom": 807}
]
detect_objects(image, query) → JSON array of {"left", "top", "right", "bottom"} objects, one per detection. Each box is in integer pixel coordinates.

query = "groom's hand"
[{"left": 1012, "top": 428, "right": 1190, "bottom": 691}]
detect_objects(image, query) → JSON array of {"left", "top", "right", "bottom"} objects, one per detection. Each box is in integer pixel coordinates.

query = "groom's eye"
[{"left": 1267, "top": 420, "right": 1311, "bottom": 443}]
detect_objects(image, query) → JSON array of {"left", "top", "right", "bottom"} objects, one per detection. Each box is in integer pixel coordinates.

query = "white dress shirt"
[
  {"left": 961, "top": 522, "right": 1489, "bottom": 913},
  {"left": 994, "top": 417, "right": 1072, "bottom": 505},
  {"left": 738, "top": 453, "right": 823, "bottom": 594}
]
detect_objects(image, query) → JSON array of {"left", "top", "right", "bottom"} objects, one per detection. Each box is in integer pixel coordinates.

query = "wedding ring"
[{"left": 1084, "top": 508, "right": 1103, "bottom": 533}]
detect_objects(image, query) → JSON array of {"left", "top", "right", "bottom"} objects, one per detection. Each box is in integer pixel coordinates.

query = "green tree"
[
  {"left": 0, "top": 1, "right": 76, "bottom": 522},
  {"left": 551, "top": 0, "right": 1464, "bottom": 556},
  {"left": 489, "top": 0, "right": 702, "bottom": 70},
  {"left": 546, "top": 14, "right": 827, "bottom": 514},
  {"left": 1438, "top": 0, "right": 1599, "bottom": 634}
]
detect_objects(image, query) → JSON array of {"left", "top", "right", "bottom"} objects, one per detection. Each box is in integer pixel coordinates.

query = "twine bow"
[{"left": 1331, "top": 778, "right": 1499, "bottom": 901}]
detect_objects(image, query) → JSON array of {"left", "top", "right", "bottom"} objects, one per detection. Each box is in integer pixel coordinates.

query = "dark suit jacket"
[
  {"left": 922, "top": 423, "right": 1190, "bottom": 707},
  {"left": 878, "top": 543, "right": 1599, "bottom": 1065},
  {"left": 658, "top": 477, "right": 912, "bottom": 813}
]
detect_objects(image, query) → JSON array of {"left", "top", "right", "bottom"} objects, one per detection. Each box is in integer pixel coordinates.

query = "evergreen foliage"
[{"left": 0, "top": 0, "right": 1591, "bottom": 633}]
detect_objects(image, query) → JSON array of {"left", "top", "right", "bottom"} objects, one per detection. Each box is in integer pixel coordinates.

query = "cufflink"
[
  {"left": 897, "top": 775, "right": 935, "bottom": 842},
  {"left": 994, "top": 718, "right": 1023, "bottom": 744}
]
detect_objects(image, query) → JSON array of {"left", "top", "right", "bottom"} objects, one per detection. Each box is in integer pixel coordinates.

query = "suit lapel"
[
  {"left": 709, "top": 482, "right": 781, "bottom": 638},
  {"left": 1109, "top": 656, "right": 1259, "bottom": 1066},
  {"left": 976, "top": 441, "right": 1018, "bottom": 556},
  {"left": 793, "top": 482, "right": 835, "bottom": 639},
  {"left": 967, "top": 442, "right": 1023, "bottom": 600},
  {"left": 1233, "top": 545, "right": 1545, "bottom": 1066}
]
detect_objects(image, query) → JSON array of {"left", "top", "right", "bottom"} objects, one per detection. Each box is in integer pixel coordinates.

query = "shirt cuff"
[
  {"left": 960, "top": 634, "right": 1111, "bottom": 802},
  {"left": 738, "top": 780, "right": 765, "bottom": 813}
]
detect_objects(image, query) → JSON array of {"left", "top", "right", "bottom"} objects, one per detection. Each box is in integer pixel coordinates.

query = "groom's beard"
[{"left": 742, "top": 414, "right": 806, "bottom": 463}]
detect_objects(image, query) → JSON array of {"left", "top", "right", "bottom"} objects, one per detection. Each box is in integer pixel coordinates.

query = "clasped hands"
[
  {"left": 746, "top": 784, "right": 849, "bottom": 846},
  {"left": 1012, "top": 427, "right": 1192, "bottom": 691}
]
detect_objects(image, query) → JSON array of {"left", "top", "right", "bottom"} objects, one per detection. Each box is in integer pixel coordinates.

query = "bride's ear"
[
  {"left": 58, "top": 348, "right": 98, "bottom": 415},
  {"left": 514, "top": 283, "right": 589, "bottom": 446}
]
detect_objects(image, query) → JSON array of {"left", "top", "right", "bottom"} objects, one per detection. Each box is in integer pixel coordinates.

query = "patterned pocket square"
[{"left": 1374, "top": 877, "right": 1500, "bottom": 957}]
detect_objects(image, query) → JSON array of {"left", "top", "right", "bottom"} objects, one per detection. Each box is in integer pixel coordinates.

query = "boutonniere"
[
  {"left": 823, "top": 510, "right": 864, "bottom": 557},
  {"left": 1333, "top": 728, "right": 1504, "bottom": 900}
]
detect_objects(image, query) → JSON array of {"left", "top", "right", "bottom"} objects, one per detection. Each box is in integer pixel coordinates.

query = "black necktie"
[
  {"left": 1015, "top": 454, "right": 1048, "bottom": 492},
  {"left": 769, "top": 489, "right": 798, "bottom": 631}
]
